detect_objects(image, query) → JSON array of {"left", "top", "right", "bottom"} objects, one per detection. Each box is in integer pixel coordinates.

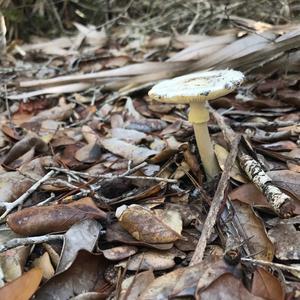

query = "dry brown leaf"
[
  {"left": 100, "top": 138, "right": 157, "bottom": 165},
  {"left": 268, "top": 224, "right": 300, "bottom": 260},
  {"left": 261, "top": 140, "right": 298, "bottom": 151},
  {"left": 198, "top": 273, "right": 264, "bottom": 300},
  {"left": 0, "top": 267, "right": 42, "bottom": 300},
  {"left": 105, "top": 222, "right": 173, "bottom": 250},
  {"left": 111, "top": 128, "right": 147, "bottom": 144},
  {"left": 0, "top": 172, "right": 33, "bottom": 204},
  {"left": 3, "top": 135, "right": 48, "bottom": 166},
  {"left": 214, "top": 144, "right": 248, "bottom": 183},
  {"left": 268, "top": 170, "right": 300, "bottom": 200},
  {"left": 251, "top": 267, "right": 284, "bottom": 300},
  {"left": 126, "top": 118, "right": 167, "bottom": 133},
  {"left": 120, "top": 270, "right": 155, "bottom": 300},
  {"left": 102, "top": 245, "right": 138, "bottom": 261},
  {"left": 35, "top": 250, "right": 109, "bottom": 300},
  {"left": 140, "top": 257, "right": 238, "bottom": 299},
  {"left": 232, "top": 200, "right": 274, "bottom": 261},
  {"left": 57, "top": 219, "right": 102, "bottom": 273},
  {"left": 117, "top": 248, "right": 185, "bottom": 271},
  {"left": 230, "top": 183, "right": 270, "bottom": 208},
  {"left": 116, "top": 204, "right": 183, "bottom": 243},
  {"left": 230, "top": 183, "right": 300, "bottom": 214},
  {"left": 75, "top": 142, "right": 102, "bottom": 163},
  {"left": 32, "top": 252, "right": 55, "bottom": 281},
  {"left": 7, "top": 197, "right": 106, "bottom": 236},
  {"left": 0, "top": 246, "right": 29, "bottom": 285}
]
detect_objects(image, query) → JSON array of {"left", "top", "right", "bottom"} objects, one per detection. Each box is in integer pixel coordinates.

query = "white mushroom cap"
[{"left": 148, "top": 70, "right": 244, "bottom": 104}]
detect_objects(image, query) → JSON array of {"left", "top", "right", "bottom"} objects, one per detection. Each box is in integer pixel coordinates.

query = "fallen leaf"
[
  {"left": 230, "top": 183, "right": 271, "bottom": 208},
  {"left": 57, "top": 219, "right": 102, "bottom": 273},
  {"left": 102, "top": 245, "right": 138, "bottom": 261},
  {"left": 251, "top": 267, "right": 284, "bottom": 300},
  {"left": 214, "top": 144, "right": 248, "bottom": 183},
  {"left": 32, "top": 252, "right": 55, "bottom": 280},
  {"left": 268, "top": 170, "right": 300, "bottom": 200},
  {"left": 198, "top": 273, "right": 264, "bottom": 300},
  {"left": 0, "top": 246, "right": 29, "bottom": 285},
  {"left": 140, "top": 257, "right": 238, "bottom": 299},
  {"left": 111, "top": 128, "right": 147, "bottom": 144},
  {"left": 116, "top": 204, "right": 182, "bottom": 243},
  {"left": 7, "top": 197, "right": 106, "bottom": 236},
  {"left": 126, "top": 118, "right": 167, "bottom": 133},
  {"left": 0, "top": 172, "right": 33, "bottom": 204},
  {"left": 232, "top": 200, "right": 274, "bottom": 261},
  {"left": 119, "top": 270, "right": 155, "bottom": 300},
  {"left": 117, "top": 248, "right": 185, "bottom": 271},
  {"left": 100, "top": 138, "right": 157, "bottom": 165},
  {"left": 268, "top": 224, "right": 300, "bottom": 260},
  {"left": 75, "top": 142, "right": 102, "bottom": 163},
  {"left": 0, "top": 268, "right": 42, "bottom": 300},
  {"left": 261, "top": 140, "right": 298, "bottom": 151},
  {"left": 105, "top": 222, "right": 173, "bottom": 250},
  {"left": 35, "top": 250, "right": 109, "bottom": 300},
  {"left": 3, "top": 135, "right": 48, "bottom": 166},
  {"left": 230, "top": 183, "right": 300, "bottom": 214}
]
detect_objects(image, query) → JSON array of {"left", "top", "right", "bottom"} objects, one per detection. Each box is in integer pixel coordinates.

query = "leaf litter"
[{"left": 0, "top": 7, "right": 300, "bottom": 300}]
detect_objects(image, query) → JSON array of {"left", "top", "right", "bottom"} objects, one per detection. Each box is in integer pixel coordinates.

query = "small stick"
[
  {"left": 0, "top": 234, "right": 64, "bottom": 253},
  {"left": 48, "top": 167, "right": 177, "bottom": 183},
  {"left": 241, "top": 257, "right": 300, "bottom": 274},
  {"left": 37, "top": 193, "right": 56, "bottom": 206},
  {"left": 190, "top": 135, "right": 241, "bottom": 265},
  {"left": 0, "top": 170, "right": 55, "bottom": 220}
]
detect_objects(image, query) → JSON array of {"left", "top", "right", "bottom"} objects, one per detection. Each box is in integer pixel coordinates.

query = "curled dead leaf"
[
  {"left": 117, "top": 204, "right": 183, "bottom": 243},
  {"left": 7, "top": 197, "right": 106, "bottom": 236}
]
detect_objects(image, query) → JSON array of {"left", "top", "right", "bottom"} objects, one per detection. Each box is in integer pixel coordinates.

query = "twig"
[
  {"left": 209, "top": 106, "right": 295, "bottom": 218},
  {"left": 239, "top": 153, "right": 294, "bottom": 216},
  {"left": 0, "top": 234, "right": 64, "bottom": 253},
  {"left": 190, "top": 135, "right": 241, "bottom": 265},
  {"left": 0, "top": 170, "right": 55, "bottom": 220},
  {"left": 241, "top": 257, "right": 300, "bottom": 274},
  {"left": 48, "top": 167, "right": 177, "bottom": 183},
  {"left": 37, "top": 193, "right": 56, "bottom": 206}
]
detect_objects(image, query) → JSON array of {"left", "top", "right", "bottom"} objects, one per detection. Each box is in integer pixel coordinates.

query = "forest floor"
[{"left": 0, "top": 2, "right": 300, "bottom": 299}]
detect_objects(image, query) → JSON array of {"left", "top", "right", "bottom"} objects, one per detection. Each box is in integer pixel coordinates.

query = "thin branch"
[
  {"left": 190, "top": 135, "right": 241, "bottom": 265},
  {"left": 48, "top": 167, "right": 177, "bottom": 183},
  {"left": 242, "top": 257, "right": 300, "bottom": 274},
  {"left": 0, "top": 234, "right": 64, "bottom": 253},
  {"left": 0, "top": 170, "right": 55, "bottom": 220}
]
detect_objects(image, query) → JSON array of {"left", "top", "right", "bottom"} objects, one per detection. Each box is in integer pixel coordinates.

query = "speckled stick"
[
  {"left": 239, "top": 153, "right": 295, "bottom": 218},
  {"left": 210, "top": 106, "right": 295, "bottom": 218}
]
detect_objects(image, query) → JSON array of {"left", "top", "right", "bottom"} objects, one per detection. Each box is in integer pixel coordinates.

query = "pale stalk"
[{"left": 189, "top": 102, "right": 219, "bottom": 179}]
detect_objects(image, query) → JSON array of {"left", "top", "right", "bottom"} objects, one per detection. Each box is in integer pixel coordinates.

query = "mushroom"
[{"left": 148, "top": 69, "right": 244, "bottom": 180}]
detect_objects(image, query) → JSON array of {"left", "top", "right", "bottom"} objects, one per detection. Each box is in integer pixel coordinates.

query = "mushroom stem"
[
  {"left": 193, "top": 122, "right": 219, "bottom": 179},
  {"left": 189, "top": 102, "right": 219, "bottom": 180}
]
